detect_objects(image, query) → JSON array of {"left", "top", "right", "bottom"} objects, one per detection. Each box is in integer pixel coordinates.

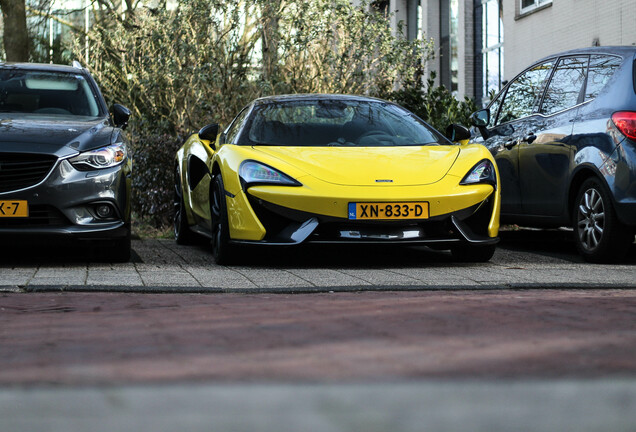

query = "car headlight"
[
  {"left": 239, "top": 160, "right": 301, "bottom": 189},
  {"left": 69, "top": 143, "right": 127, "bottom": 170},
  {"left": 460, "top": 159, "right": 497, "bottom": 188}
]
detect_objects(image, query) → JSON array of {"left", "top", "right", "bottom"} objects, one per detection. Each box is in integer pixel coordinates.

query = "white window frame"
[{"left": 520, "top": 0, "right": 552, "bottom": 14}]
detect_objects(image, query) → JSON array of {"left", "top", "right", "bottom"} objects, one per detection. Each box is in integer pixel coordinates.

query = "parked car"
[
  {"left": 175, "top": 94, "right": 500, "bottom": 264},
  {"left": 471, "top": 46, "right": 636, "bottom": 262},
  {"left": 0, "top": 61, "right": 132, "bottom": 261}
]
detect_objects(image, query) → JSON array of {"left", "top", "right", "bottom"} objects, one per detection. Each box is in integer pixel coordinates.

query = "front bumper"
[
  {"left": 231, "top": 187, "right": 499, "bottom": 248},
  {"left": 0, "top": 158, "right": 131, "bottom": 240}
]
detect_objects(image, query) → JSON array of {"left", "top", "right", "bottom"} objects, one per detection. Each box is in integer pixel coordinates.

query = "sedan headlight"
[
  {"left": 460, "top": 159, "right": 497, "bottom": 188},
  {"left": 239, "top": 160, "right": 301, "bottom": 188},
  {"left": 69, "top": 143, "right": 127, "bottom": 170}
]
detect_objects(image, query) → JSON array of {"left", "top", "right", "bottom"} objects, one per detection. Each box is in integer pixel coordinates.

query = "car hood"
[
  {"left": 0, "top": 115, "right": 114, "bottom": 158},
  {"left": 252, "top": 145, "right": 461, "bottom": 186}
]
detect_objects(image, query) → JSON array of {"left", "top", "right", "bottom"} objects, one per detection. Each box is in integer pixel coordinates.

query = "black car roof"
[
  {"left": 534, "top": 46, "right": 636, "bottom": 63},
  {"left": 0, "top": 62, "right": 87, "bottom": 74}
]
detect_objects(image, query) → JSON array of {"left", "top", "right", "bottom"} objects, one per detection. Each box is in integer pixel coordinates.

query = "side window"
[
  {"left": 496, "top": 61, "right": 553, "bottom": 125},
  {"left": 223, "top": 107, "right": 250, "bottom": 144},
  {"left": 585, "top": 55, "right": 622, "bottom": 101},
  {"left": 541, "top": 56, "right": 588, "bottom": 115},
  {"left": 487, "top": 90, "right": 504, "bottom": 128}
]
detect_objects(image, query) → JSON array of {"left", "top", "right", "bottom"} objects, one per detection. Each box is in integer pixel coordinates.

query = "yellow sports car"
[{"left": 174, "top": 94, "right": 500, "bottom": 264}]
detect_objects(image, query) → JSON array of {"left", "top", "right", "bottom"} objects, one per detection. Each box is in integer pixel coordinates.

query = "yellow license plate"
[
  {"left": 0, "top": 200, "right": 29, "bottom": 217},
  {"left": 348, "top": 202, "right": 429, "bottom": 220}
]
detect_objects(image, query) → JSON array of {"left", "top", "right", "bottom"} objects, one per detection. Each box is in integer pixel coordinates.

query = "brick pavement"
[{"left": 1, "top": 289, "right": 635, "bottom": 385}]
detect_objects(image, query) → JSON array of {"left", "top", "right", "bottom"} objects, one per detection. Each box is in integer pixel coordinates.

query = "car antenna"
[{"left": 72, "top": 60, "right": 83, "bottom": 69}]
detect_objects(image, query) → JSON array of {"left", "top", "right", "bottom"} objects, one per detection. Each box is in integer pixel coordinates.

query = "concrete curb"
[{"left": 2, "top": 282, "right": 635, "bottom": 294}]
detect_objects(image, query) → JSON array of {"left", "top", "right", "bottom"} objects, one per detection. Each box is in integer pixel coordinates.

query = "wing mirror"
[
  {"left": 445, "top": 124, "right": 471, "bottom": 143},
  {"left": 470, "top": 109, "right": 490, "bottom": 139},
  {"left": 198, "top": 123, "right": 220, "bottom": 144},
  {"left": 112, "top": 104, "right": 131, "bottom": 129}
]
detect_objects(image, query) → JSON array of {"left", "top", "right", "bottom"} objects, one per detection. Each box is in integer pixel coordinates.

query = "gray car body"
[{"left": 0, "top": 63, "right": 131, "bottom": 243}]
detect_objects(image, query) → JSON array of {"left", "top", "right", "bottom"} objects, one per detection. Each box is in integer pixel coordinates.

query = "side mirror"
[
  {"left": 112, "top": 104, "right": 131, "bottom": 129},
  {"left": 470, "top": 109, "right": 490, "bottom": 127},
  {"left": 198, "top": 123, "right": 219, "bottom": 142},
  {"left": 445, "top": 124, "right": 471, "bottom": 142},
  {"left": 470, "top": 109, "right": 490, "bottom": 139}
]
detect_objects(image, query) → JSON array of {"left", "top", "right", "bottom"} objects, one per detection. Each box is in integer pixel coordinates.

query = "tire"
[
  {"left": 573, "top": 177, "right": 633, "bottom": 263},
  {"left": 210, "top": 174, "right": 237, "bottom": 265},
  {"left": 174, "top": 167, "right": 197, "bottom": 245},
  {"left": 451, "top": 243, "right": 496, "bottom": 262}
]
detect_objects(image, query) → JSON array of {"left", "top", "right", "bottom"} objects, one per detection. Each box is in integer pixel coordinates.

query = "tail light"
[{"left": 611, "top": 111, "right": 636, "bottom": 140}]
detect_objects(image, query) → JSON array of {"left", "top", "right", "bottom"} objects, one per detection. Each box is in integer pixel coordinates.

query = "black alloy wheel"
[
  {"left": 210, "top": 174, "right": 236, "bottom": 265},
  {"left": 573, "top": 177, "right": 634, "bottom": 262},
  {"left": 174, "top": 167, "right": 196, "bottom": 245},
  {"left": 450, "top": 243, "right": 496, "bottom": 262}
]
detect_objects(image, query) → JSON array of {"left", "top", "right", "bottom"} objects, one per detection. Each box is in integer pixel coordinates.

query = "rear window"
[{"left": 0, "top": 70, "right": 101, "bottom": 117}]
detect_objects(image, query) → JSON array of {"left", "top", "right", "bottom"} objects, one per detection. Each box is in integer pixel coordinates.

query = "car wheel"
[
  {"left": 451, "top": 244, "right": 496, "bottom": 262},
  {"left": 573, "top": 177, "right": 633, "bottom": 263},
  {"left": 174, "top": 168, "right": 197, "bottom": 245},
  {"left": 210, "top": 174, "right": 236, "bottom": 265}
]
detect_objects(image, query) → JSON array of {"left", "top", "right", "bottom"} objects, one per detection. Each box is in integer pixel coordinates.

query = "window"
[
  {"left": 487, "top": 91, "right": 503, "bottom": 128},
  {"left": 585, "top": 55, "right": 622, "bottom": 101},
  {"left": 449, "top": 0, "right": 459, "bottom": 93},
  {"left": 482, "top": 0, "right": 504, "bottom": 105},
  {"left": 440, "top": 0, "right": 459, "bottom": 92},
  {"left": 496, "top": 61, "right": 553, "bottom": 125},
  {"left": 541, "top": 56, "right": 588, "bottom": 115},
  {"left": 245, "top": 100, "right": 442, "bottom": 147},
  {"left": 224, "top": 107, "right": 250, "bottom": 144},
  {"left": 520, "top": 0, "right": 552, "bottom": 14},
  {"left": 0, "top": 70, "right": 100, "bottom": 117}
]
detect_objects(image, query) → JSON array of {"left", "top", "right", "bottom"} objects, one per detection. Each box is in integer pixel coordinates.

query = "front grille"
[
  {"left": 0, "top": 205, "right": 69, "bottom": 228},
  {"left": 0, "top": 153, "right": 58, "bottom": 193}
]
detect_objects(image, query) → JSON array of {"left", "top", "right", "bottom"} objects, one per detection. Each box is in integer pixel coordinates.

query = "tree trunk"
[
  {"left": 261, "top": 0, "right": 280, "bottom": 82},
  {"left": 0, "top": 0, "right": 29, "bottom": 62}
]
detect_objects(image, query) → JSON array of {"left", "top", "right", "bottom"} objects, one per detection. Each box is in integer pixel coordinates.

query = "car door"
[
  {"left": 188, "top": 108, "right": 250, "bottom": 225},
  {"left": 480, "top": 60, "right": 555, "bottom": 215},
  {"left": 518, "top": 56, "right": 588, "bottom": 217}
]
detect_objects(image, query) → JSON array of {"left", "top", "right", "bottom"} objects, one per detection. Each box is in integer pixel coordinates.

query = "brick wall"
[{"left": 504, "top": 0, "right": 636, "bottom": 80}]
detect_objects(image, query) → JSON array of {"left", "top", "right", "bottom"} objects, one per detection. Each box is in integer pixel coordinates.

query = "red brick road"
[{"left": 1, "top": 289, "right": 636, "bottom": 385}]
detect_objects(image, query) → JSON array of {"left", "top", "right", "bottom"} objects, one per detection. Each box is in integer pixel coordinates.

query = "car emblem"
[{"left": 375, "top": 179, "right": 393, "bottom": 183}]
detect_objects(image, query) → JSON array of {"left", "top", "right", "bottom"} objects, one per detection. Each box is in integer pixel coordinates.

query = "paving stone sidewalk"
[{"left": 1, "top": 236, "right": 635, "bottom": 292}]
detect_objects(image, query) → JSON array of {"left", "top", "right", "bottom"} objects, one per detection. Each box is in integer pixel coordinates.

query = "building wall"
[
  {"left": 503, "top": 0, "right": 636, "bottom": 80},
  {"left": 457, "top": 0, "right": 475, "bottom": 100},
  {"left": 421, "top": 0, "right": 442, "bottom": 87}
]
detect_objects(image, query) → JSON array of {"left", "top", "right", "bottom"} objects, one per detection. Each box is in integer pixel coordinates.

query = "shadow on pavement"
[
  {"left": 498, "top": 228, "right": 636, "bottom": 264},
  {"left": 231, "top": 243, "right": 457, "bottom": 268},
  {"left": 0, "top": 238, "right": 143, "bottom": 265}
]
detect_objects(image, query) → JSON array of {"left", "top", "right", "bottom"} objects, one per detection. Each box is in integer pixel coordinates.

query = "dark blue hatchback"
[{"left": 471, "top": 46, "right": 636, "bottom": 262}]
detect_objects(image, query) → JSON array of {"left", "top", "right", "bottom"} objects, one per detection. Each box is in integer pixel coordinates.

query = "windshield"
[
  {"left": 242, "top": 99, "right": 445, "bottom": 147},
  {"left": 0, "top": 70, "right": 101, "bottom": 117}
]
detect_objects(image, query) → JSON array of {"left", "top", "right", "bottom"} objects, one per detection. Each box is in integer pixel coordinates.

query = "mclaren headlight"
[
  {"left": 239, "top": 160, "right": 301, "bottom": 189},
  {"left": 69, "top": 143, "right": 127, "bottom": 170},
  {"left": 460, "top": 159, "right": 497, "bottom": 188}
]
